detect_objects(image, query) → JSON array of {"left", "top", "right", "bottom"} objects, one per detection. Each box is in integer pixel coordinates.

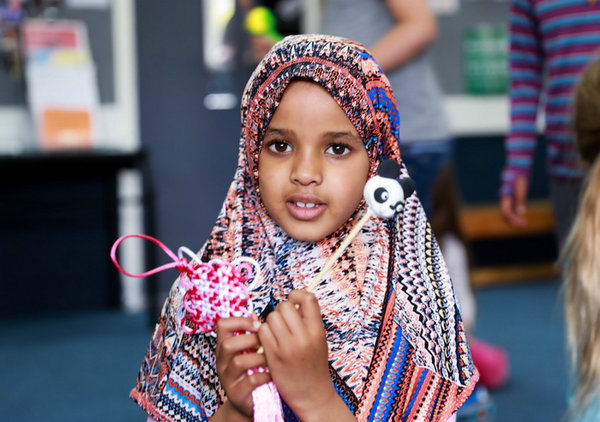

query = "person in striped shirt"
[{"left": 500, "top": 0, "right": 600, "bottom": 247}]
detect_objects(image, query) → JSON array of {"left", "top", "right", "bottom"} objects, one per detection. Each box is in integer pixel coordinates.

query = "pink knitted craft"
[{"left": 110, "top": 234, "right": 283, "bottom": 421}]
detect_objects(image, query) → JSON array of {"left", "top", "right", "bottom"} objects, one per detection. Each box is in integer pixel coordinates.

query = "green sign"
[{"left": 463, "top": 24, "right": 509, "bottom": 95}]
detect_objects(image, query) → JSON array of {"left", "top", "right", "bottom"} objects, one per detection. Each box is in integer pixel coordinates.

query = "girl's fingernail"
[{"left": 253, "top": 320, "right": 261, "bottom": 330}]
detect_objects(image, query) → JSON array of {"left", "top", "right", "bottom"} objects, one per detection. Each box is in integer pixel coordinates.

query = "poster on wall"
[{"left": 22, "top": 18, "right": 99, "bottom": 150}]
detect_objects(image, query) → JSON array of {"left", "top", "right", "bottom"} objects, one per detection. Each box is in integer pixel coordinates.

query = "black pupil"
[
  {"left": 374, "top": 187, "right": 389, "bottom": 203},
  {"left": 332, "top": 144, "right": 345, "bottom": 154}
]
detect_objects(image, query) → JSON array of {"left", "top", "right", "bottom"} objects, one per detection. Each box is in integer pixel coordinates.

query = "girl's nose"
[{"left": 290, "top": 152, "right": 322, "bottom": 186}]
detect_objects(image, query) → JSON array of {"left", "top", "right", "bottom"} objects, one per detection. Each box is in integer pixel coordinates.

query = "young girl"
[
  {"left": 131, "top": 34, "right": 478, "bottom": 421},
  {"left": 561, "top": 57, "right": 600, "bottom": 421}
]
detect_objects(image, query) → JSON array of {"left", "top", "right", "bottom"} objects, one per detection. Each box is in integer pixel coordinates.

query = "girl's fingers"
[
  {"left": 234, "top": 370, "right": 273, "bottom": 395},
  {"left": 217, "top": 317, "right": 261, "bottom": 342},
  {"left": 214, "top": 316, "right": 274, "bottom": 417},
  {"left": 219, "top": 341, "right": 271, "bottom": 389},
  {"left": 228, "top": 350, "right": 270, "bottom": 375},
  {"left": 218, "top": 331, "right": 262, "bottom": 357},
  {"left": 261, "top": 290, "right": 323, "bottom": 348},
  {"left": 264, "top": 303, "right": 294, "bottom": 339},
  {"left": 288, "top": 289, "right": 322, "bottom": 323},
  {"left": 275, "top": 299, "right": 306, "bottom": 334},
  {"left": 257, "top": 318, "right": 278, "bottom": 351},
  {"left": 224, "top": 351, "right": 271, "bottom": 382},
  {"left": 216, "top": 317, "right": 262, "bottom": 361},
  {"left": 222, "top": 358, "right": 273, "bottom": 417}
]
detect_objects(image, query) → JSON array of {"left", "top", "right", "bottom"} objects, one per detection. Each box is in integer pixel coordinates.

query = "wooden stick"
[{"left": 306, "top": 210, "right": 372, "bottom": 292}]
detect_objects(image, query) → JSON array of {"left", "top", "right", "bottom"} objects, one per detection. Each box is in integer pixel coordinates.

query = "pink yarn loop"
[
  {"left": 110, "top": 234, "right": 197, "bottom": 279},
  {"left": 110, "top": 234, "right": 254, "bottom": 333}
]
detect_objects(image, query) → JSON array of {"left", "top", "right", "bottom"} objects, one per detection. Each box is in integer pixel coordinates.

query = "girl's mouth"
[{"left": 286, "top": 200, "right": 326, "bottom": 221}]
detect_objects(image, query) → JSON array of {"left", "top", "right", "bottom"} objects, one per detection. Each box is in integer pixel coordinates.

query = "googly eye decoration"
[{"left": 363, "top": 160, "right": 416, "bottom": 219}]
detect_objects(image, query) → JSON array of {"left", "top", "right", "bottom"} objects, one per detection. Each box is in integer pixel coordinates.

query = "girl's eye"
[
  {"left": 327, "top": 143, "right": 350, "bottom": 156},
  {"left": 268, "top": 141, "right": 291, "bottom": 153}
]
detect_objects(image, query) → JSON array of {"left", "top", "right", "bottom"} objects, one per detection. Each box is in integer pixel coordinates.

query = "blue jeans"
[{"left": 401, "top": 140, "right": 453, "bottom": 218}]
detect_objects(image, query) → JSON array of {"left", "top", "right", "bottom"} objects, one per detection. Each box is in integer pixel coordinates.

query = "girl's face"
[{"left": 258, "top": 80, "right": 370, "bottom": 241}]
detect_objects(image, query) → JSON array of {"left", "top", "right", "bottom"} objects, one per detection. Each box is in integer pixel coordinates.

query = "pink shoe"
[{"left": 470, "top": 338, "right": 510, "bottom": 390}]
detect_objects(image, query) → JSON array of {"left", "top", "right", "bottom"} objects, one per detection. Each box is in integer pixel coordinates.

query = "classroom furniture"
[{"left": 0, "top": 148, "right": 156, "bottom": 318}]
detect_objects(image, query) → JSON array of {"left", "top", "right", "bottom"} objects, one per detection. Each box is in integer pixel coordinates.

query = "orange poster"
[{"left": 40, "top": 108, "right": 93, "bottom": 149}]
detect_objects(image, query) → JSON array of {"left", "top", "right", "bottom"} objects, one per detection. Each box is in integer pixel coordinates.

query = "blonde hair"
[
  {"left": 562, "top": 159, "right": 600, "bottom": 415},
  {"left": 561, "top": 57, "right": 600, "bottom": 418}
]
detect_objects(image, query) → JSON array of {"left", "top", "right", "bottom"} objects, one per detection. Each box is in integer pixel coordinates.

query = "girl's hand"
[
  {"left": 258, "top": 290, "right": 354, "bottom": 420},
  {"left": 214, "top": 316, "right": 271, "bottom": 420}
]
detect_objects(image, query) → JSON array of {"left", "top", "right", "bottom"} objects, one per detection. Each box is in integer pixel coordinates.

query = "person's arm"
[
  {"left": 258, "top": 290, "right": 356, "bottom": 421},
  {"left": 368, "top": 0, "right": 437, "bottom": 73},
  {"left": 500, "top": 0, "right": 543, "bottom": 227}
]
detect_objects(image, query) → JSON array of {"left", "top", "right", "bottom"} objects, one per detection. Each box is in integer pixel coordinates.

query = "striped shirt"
[{"left": 501, "top": 0, "right": 600, "bottom": 196}]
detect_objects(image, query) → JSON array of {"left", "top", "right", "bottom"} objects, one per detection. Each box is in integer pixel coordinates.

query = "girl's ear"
[
  {"left": 399, "top": 178, "right": 416, "bottom": 199},
  {"left": 377, "top": 159, "right": 401, "bottom": 179}
]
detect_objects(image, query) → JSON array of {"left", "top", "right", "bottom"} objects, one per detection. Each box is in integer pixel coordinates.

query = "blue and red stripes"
[{"left": 501, "top": 0, "right": 600, "bottom": 196}]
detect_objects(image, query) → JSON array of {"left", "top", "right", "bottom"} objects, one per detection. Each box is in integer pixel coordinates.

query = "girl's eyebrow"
[
  {"left": 264, "top": 127, "right": 290, "bottom": 136},
  {"left": 265, "top": 128, "right": 362, "bottom": 144},
  {"left": 326, "top": 131, "right": 363, "bottom": 144}
]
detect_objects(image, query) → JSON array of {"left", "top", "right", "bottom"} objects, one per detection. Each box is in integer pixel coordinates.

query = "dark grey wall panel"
[{"left": 136, "top": 0, "right": 245, "bottom": 302}]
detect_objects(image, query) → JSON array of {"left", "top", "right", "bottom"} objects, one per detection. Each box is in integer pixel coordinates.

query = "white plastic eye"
[{"left": 375, "top": 187, "right": 389, "bottom": 203}]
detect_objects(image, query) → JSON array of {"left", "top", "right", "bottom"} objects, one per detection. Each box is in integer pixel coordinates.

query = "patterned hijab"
[
  {"left": 203, "top": 31, "right": 474, "bottom": 393},
  {"left": 131, "top": 34, "right": 477, "bottom": 421}
]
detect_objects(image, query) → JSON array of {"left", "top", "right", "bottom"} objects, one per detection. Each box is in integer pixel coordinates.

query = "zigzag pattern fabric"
[{"left": 130, "top": 34, "right": 478, "bottom": 421}]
